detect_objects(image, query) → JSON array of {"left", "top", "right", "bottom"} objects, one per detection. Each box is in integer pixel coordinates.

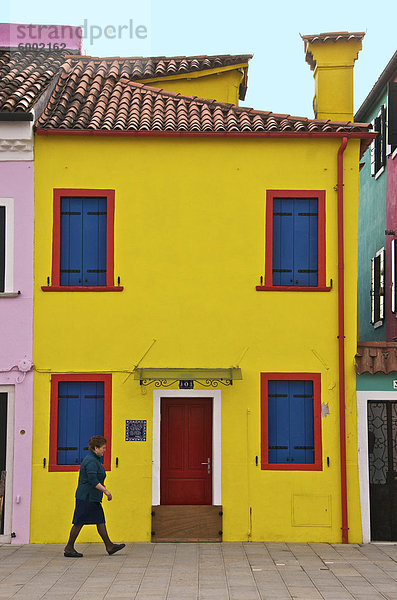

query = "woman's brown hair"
[{"left": 88, "top": 435, "right": 107, "bottom": 450}]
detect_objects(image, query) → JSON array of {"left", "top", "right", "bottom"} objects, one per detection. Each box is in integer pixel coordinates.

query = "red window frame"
[
  {"left": 261, "top": 372, "right": 322, "bottom": 471},
  {"left": 257, "top": 190, "right": 330, "bottom": 292},
  {"left": 42, "top": 188, "right": 123, "bottom": 292},
  {"left": 49, "top": 373, "right": 112, "bottom": 472}
]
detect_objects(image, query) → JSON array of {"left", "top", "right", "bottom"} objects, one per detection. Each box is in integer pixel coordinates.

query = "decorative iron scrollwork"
[
  {"left": 198, "top": 379, "right": 232, "bottom": 387},
  {"left": 140, "top": 379, "right": 179, "bottom": 387},
  {"left": 368, "top": 402, "right": 389, "bottom": 485},
  {"left": 140, "top": 378, "right": 232, "bottom": 387}
]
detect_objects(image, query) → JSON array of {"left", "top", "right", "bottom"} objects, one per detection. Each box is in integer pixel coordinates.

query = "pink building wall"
[
  {"left": 0, "top": 22, "right": 82, "bottom": 543},
  {"left": 0, "top": 22, "right": 82, "bottom": 542},
  {"left": 0, "top": 162, "right": 34, "bottom": 544}
]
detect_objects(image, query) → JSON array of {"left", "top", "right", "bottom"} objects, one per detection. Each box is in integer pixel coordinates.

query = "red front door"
[{"left": 160, "top": 397, "right": 212, "bottom": 505}]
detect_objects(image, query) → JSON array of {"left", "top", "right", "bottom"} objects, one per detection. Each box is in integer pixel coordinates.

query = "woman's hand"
[{"left": 96, "top": 483, "right": 112, "bottom": 501}]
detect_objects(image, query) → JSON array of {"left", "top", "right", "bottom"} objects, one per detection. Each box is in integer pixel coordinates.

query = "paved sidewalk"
[{"left": 1, "top": 542, "right": 397, "bottom": 599}]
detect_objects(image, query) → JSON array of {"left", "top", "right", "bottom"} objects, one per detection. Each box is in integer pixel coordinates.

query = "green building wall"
[
  {"left": 357, "top": 91, "right": 388, "bottom": 341},
  {"left": 357, "top": 373, "right": 397, "bottom": 391}
]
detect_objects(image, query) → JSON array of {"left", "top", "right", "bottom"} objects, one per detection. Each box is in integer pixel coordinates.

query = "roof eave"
[
  {"left": 355, "top": 51, "right": 397, "bottom": 122},
  {"left": 35, "top": 128, "right": 375, "bottom": 140},
  {"left": 0, "top": 111, "right": 33, "bottom": 121}
]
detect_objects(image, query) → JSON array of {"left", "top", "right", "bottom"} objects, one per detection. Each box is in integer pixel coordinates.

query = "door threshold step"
[{"left": 151, "top": 505, "right": 222, "bottom": 542}]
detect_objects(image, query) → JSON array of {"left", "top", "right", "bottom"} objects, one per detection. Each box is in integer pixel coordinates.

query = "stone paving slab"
[{"left": 1, "top": 543, "right": 397, "bottom": 599}]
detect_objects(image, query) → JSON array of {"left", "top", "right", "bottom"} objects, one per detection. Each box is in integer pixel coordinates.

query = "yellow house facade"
[{"left": 31, "top": 37, "right": 374, "bottom": 543}]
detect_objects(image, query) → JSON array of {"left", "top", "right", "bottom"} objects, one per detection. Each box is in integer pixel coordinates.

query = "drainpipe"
[{"left": 337, "top": 136, "right": 349, "bottom": 544}]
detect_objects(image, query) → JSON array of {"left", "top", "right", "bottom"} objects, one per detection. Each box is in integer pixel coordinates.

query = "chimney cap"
[
  {"left": 302, "top": 31, "right": 365, "bottom": 70},
  {"left": 301, "top": 31, "right": 365, "bottom": 44}
]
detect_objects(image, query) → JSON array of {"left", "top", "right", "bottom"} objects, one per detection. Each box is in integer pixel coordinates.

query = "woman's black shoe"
[
  {"left": 107, "top": 543, "right": 125, "bottom": 555},
  {"left": 64, "top": 549, "right": 83, "bottom": 558}
]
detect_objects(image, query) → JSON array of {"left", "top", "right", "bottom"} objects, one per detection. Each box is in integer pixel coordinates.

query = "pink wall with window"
[
  {"left": 0, "top": 162, "right": 34, "bottom": 544},
  {"left": 0, "top": 21, "right": 82, "bottom": 543}
]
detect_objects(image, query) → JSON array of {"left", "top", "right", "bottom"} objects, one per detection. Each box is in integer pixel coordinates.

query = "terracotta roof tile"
[
  {"left": 3, "top": 50, "right": 370, "bottom": 138},
  {"left": 355, "top": 342, "right": 397, "bottom": 374},
  {"left": 36, "top": 70, "right": 372, "bottom": 137},
  {"left": 0, "top": 51, "right": 252, "bottom": 113},
  {"left": 0, "top": 49, "right": 73, "bottom": 112},
  {"left": 62, "top": 54, "right": 252, "bottom": 81}
]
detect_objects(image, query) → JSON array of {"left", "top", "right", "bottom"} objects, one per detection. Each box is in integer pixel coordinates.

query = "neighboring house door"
[
  {"left": 368, "top": 401, "right": 397, "bottom": 540},
  {"left": 160, "top": 397, "right": 212, "bottom": 505},
  {"left": 0, "top": 393, "right": 7, "bottom": 536}
]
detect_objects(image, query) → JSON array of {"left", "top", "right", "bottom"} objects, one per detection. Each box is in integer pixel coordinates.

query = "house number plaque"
[
  {"left": 125, "top": 420, "right": 147, "bottom": 441},
  {"left": 179, "top": 380, "right": 194, "bottom": 389}
]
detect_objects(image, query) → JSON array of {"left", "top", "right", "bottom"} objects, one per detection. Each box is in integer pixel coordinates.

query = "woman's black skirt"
[{"left": 72, "top": 499, "right": 105, "bottom": 525}]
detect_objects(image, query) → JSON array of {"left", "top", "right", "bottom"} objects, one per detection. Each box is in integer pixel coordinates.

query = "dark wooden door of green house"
[{"left": 368, "top": 401, "right": 397, "bottom": 540}]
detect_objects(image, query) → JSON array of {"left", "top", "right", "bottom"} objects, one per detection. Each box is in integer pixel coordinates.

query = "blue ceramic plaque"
[{"left": 126, "top": 420, "right": 147, "bottom": 441}]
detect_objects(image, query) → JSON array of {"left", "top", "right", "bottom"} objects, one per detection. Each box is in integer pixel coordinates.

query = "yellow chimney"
[{"left": 302, "top": 32, "right": 365, "bottom": 121}]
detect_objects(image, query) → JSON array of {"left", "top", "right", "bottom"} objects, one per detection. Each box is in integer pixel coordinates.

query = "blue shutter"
[
  {"left": 268, "top": 380, "right": 290, "bottom": 463},
  {"left": 293, "top": 199, "right": 318, "bottom": 287},
  {"left": 267, "top": 379, "right": 315, "bottom": 465},
  {"left": 272, "top": 199, "right": 294, "bottom": 285},
  {"left": 79, "top": 381, "right": 105, "bottom": 463},
  {"left": 272, "top": 198, "right": 318, "bottom": 287},
  {"left": 60, "top": 197, "right": 107, "bottom": 287},
  {"left": 82, "top": 197, "right": 107, "bottom": 286},
  {"left": 57, "top": 381, "right": 105, "bottom": 465},
  {"left": 60, "top": 198, "right": 83, "bottom": 286},
  {"left": 289, "top": 380, "right": 314, "bottom": 464},
  {"left": 57, "top": 381, "right": 80, "bottom": 465}
]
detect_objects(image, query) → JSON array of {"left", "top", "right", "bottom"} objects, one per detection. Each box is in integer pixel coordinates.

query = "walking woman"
[{"left": 64, "top": 435, "right": 125, "bottom": 557}]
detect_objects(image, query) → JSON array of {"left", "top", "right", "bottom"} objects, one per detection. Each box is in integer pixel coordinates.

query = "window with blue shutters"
[
  {"left": 60, "top": 197, "right": 107, "bottom": 287},
  {"left": 49, "top": 374, "right": 112, "bottom": 471},
  {"left": 57, "top": 381, "right": 105, "bottom": 465},
  {"left": 261, "top": 373, "right": 322, "bottom": 470},
  {"left": 268, "top": 380, "right": 314, "bottom": 464},
  {"left": 262, "top": 191, "right": 327, "bottom": 291},
  {"left": 45, "top": 189, "right": 120, "bottom": 292},
  {"left": 272, "top": 198, "right": 318, "bottom": 287}
]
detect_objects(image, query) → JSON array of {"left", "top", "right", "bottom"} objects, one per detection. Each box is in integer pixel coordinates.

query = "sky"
[{"left": 1, "top": 0, "right": 396, "bottom": 118}]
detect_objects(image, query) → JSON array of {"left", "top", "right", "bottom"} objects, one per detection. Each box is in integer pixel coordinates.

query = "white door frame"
[
  {"left": 0, "top": 386, "right": 15, "bottom": 543},
  {"left": 152, "top": 389, "right": 221, "bottom": 506},
  {"left": 357, "top": 390, "right": 397, "bottom": 544}
]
